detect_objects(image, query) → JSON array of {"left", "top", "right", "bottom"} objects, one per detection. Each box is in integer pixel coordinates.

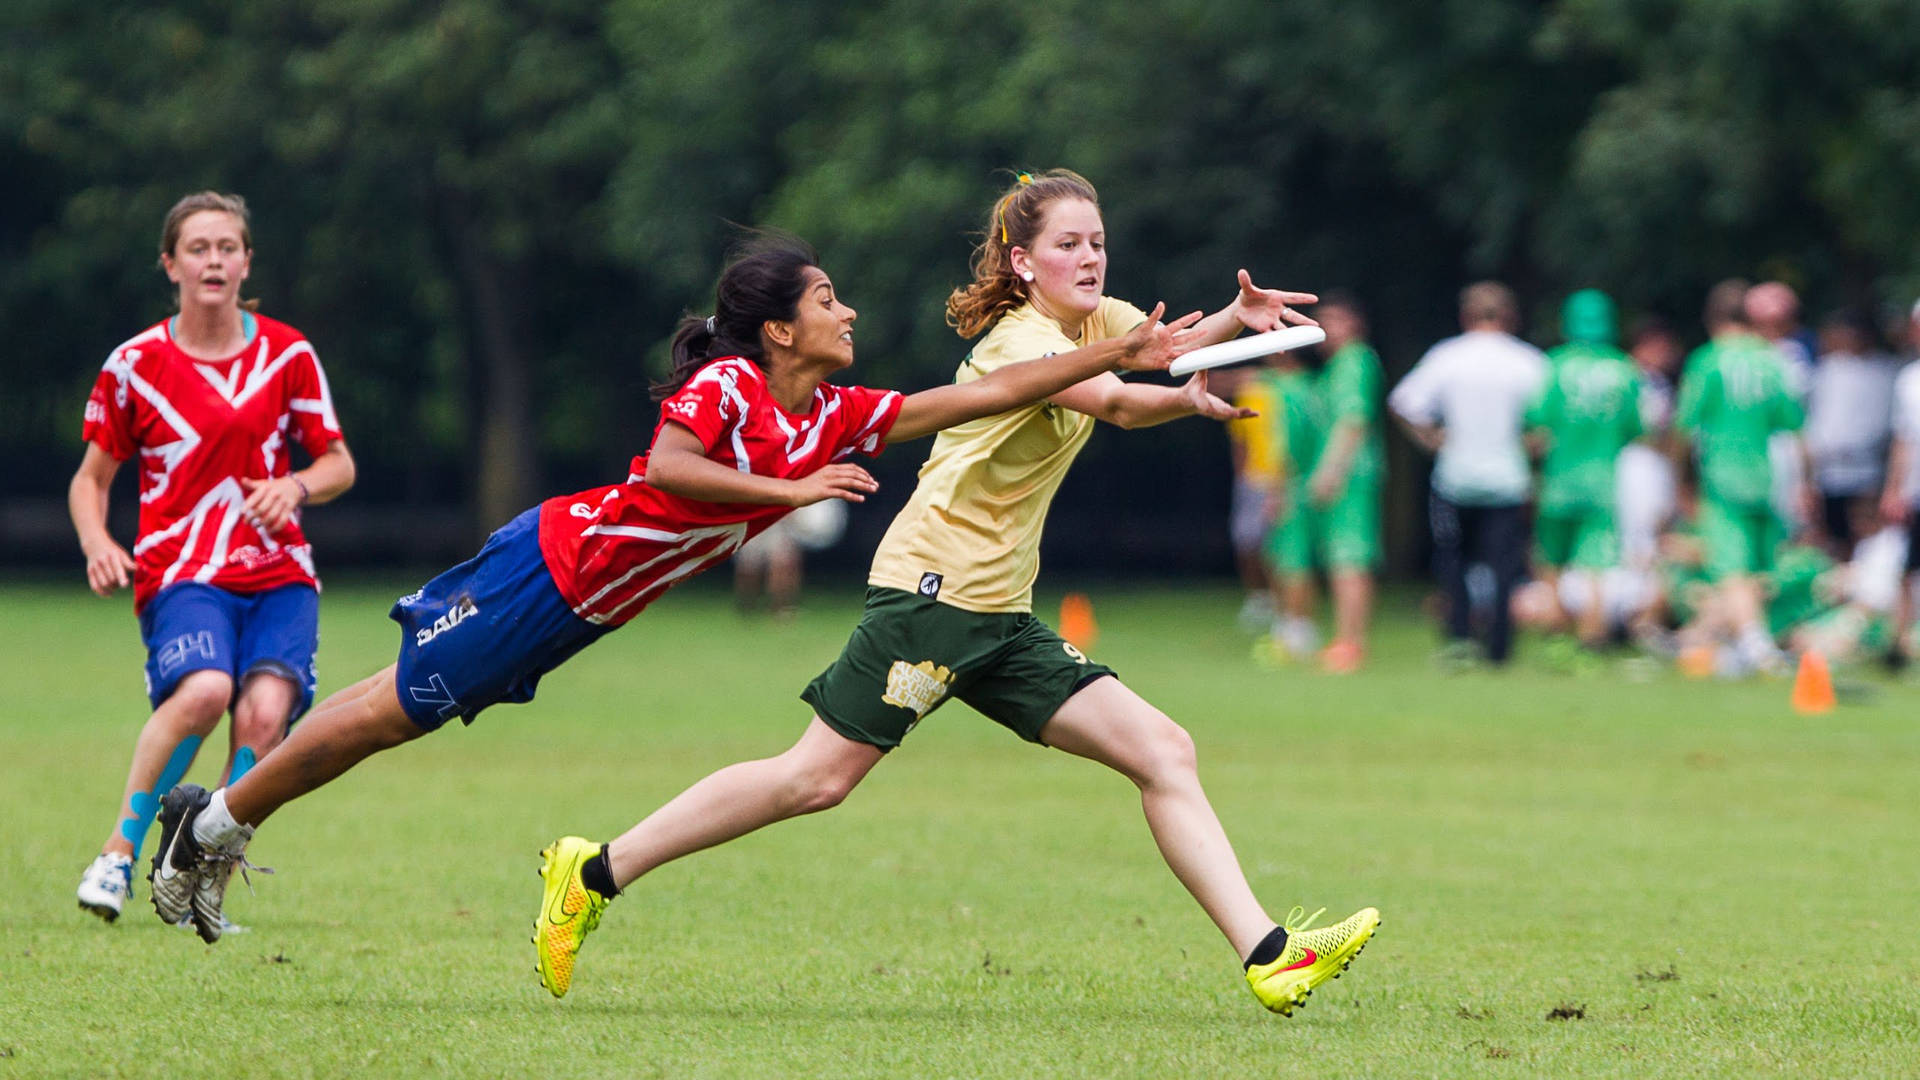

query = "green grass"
[{"left": 4, "top": 578, "right": 1918, "bottom": 1078}]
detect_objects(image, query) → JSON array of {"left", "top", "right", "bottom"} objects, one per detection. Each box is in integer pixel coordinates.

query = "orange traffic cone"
[
  {"left": 1059, "top": 592, "right": 1099, "bottom": 652},
  {"left": 1790, "top": 649, "right": 1836, "bottom": 715}
]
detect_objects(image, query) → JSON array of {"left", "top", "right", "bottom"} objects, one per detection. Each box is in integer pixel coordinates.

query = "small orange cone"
[
  {"left": 1059, "top": 592, "right": 1099, "bottom": 652},
  {"left": 1790, "top": 649, "right": 1836, "bottom": 715}
]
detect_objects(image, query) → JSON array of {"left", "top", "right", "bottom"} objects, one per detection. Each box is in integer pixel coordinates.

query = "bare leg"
[
  {"left": 1038, "top": 677, "right": 1274, "bottom": 961},
  {"left": 1577, "top": 571, "right": 1608, "bottom": 648},
  {"left": 1329, "top": 567, "right": 1373, "bottom": 648},
  {"left": 221, "top": 673, "right": 297, "bottom": 786},
  {"left": 98, "top": 669, "right": 232, "bottom": 858},
  {"left": 605, "top": 717, "right": 882, "bottom": 889},
  {"left": 222, "top": 665, "right": 422, "bottom": 827}
]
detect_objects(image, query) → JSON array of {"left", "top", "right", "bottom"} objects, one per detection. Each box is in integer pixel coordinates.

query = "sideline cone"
[
  {"left": 1790, "top": 649, "right": 1836, "bottom": 714},
  {"left": 1059, "top": 592, "right": 1098, "bottom": 652}
]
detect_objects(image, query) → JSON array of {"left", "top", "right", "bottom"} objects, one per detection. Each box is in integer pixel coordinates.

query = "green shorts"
[
  {"left": 1316, "top": 477, "right": 1381, "bottom": 570},
  {"left": 1535, "top": 507, "right": 1618, "bottom": 570},
  {"left": 1265, "top": 498, "right": 1315, "bottom": 575},
  {"left": 802, "top": 587, "right": 1117, "bottom": 750},
  {"left": 1700, "top": 497, "right": 1783, "bottom": 580},
  {"left": 1266, "top": 481, "right": 1380, "bottom": 574}
]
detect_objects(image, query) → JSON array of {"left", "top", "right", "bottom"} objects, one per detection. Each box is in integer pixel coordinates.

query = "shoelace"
[
  {"left": 201, "top": 849, "right": 275, "bottom": 893},
  {"left": 1282, "top": 905, "right": 1328, "bottom": 935}
]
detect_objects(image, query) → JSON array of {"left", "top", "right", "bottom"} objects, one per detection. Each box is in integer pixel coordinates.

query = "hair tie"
[
  {"left": 705, "top": 315, "right": 717, "bottom": 335},
  {"left": 1017, "top": 172, "right": 1033, "bottom": 185}
]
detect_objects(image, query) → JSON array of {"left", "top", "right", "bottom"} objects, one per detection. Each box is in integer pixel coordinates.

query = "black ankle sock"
[
  {"left": 1244, "top": 925, "right": 1288, "bottom": 970},
  {"left": 580, "top": 844, "right": 618, "bottom": 900}
]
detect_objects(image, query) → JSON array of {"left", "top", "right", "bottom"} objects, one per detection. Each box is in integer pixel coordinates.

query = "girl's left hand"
[
  {"left": 1182, "top": 370, "right": 1257, "bottom": 421},
  {"left": 1232, "top": 269, "right": 1319, "bottom": 333},
  {"left": 241, "top": 475, "right": 304, "bottom": 534}
]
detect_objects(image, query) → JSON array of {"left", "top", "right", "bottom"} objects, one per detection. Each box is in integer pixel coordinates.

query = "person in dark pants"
[{"left": 1389, "top": 282, "right": 1547, "bottom": 667}]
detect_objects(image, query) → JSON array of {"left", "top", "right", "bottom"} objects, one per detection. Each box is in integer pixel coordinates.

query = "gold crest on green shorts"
[{"left": 882, "top": 660, "right": 953, "bottom": 716}]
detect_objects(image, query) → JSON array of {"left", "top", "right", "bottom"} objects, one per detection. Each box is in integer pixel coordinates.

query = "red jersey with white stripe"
[
  {"left": 537, "top": 357, "right": 901, "bottom": 626},
  {"left": 82, "top": 314, "right": 344, "bottom": 613}
]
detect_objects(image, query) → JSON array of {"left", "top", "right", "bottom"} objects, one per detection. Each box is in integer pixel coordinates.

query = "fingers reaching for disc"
[{"left": 1236, "top": 269, "right": 1319, "bottom": 332}]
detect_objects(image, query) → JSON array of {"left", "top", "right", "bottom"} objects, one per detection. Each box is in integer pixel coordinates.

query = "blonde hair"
[
  {"left": 158, "top": 191, "right": 258, "bottom": 311},
  {"left": 945, "top": 169, "right": 1100, "bottom": 339}
]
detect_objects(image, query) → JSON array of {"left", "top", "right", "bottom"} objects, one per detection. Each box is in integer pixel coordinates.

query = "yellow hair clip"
[{"left": 1017, "top": 172, "right": 1033, "bottom": 185}]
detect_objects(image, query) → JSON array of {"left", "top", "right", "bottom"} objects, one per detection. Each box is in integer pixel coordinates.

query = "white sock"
[{"left": 192, "top": 788, "right": 251, "bottom": 853}]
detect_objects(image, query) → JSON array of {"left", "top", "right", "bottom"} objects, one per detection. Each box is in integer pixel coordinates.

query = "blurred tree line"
[{"left": 5, "top": 0, "right": 1919, "bottom": 573}]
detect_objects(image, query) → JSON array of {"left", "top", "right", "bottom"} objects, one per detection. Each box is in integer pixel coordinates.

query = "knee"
[
  {"left": 781, "top": 757, "right": 864, "bottom": 816},
  {"left": 230, "top": 683, "right": 294, "bottom": 750},
  {"left": 162, "top": 671, "right": 234, "bottom": 737},
  {"left": 1138, "top": 714, "right": 1199, "bottom": 786}
]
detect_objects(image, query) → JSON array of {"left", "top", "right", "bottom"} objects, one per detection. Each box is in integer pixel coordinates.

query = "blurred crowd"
[{"left": 1225, "top": 279, "right": 1920, "bottom": 679}]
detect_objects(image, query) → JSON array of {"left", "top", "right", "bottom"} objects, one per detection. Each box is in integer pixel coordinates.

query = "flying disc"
[{"left": 1168, "top": 325, "right": 1326, "bottom": 376}]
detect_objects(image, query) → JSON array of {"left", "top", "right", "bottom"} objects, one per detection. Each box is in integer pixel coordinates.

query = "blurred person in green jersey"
[
  {"left": 1302, "top": 292, "right": 1385, "bottom": 672},
  {"left": 1526, "top": 289, "right": 1643, "bottom": 653},
  {"left": 1673, "top": 279, "right": 1812, "bottom": 675},
  {"left": 1258, "top": 349, "right": 1327, "bottom": 661}
]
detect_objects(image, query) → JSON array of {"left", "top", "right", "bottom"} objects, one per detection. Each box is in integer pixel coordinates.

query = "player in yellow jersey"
[{"left": 537, "top": 170, "right": 1379, "bottom": 1013}]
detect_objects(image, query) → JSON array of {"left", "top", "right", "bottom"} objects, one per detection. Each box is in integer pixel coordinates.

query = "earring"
[{"left": 1020, "top": 270, "right": 1035, "bottom": 282}]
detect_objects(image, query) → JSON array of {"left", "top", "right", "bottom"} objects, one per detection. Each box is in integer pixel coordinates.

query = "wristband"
[{"left": 292, "top": 476, "right": 310, "bottom": 505}]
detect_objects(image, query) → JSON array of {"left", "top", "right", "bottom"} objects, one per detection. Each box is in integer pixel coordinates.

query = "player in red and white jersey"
[
  {"left": 538, "top": 354, "right": 901, "bottom": 627},
  {"left": 72, "top": 193, "right": 356, "bottom": 925},
  {"left": 147, "top": 233, "right": 1199, "bottom": 943}
]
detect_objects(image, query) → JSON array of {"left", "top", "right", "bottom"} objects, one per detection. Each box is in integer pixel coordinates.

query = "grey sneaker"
[
  {"left": 77, "top": 852, "right": 135, "bottom": 922},
  {"left": 149, "top": 784, "right": 210, "bottom": 929}
]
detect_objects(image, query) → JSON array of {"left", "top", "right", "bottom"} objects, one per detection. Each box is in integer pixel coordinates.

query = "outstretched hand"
[
  {"left": 1182, "top": 370, "right": 1256, "bottom": 422},
  {"left": 788, "top": 463, "right": 879, "bottom": 507},
  {"left": 1116, "top": 302, "right": 1207, "bottom": 372},
  {"left": 1232, "top": 269, "right": 1318, "bottom": 333}
]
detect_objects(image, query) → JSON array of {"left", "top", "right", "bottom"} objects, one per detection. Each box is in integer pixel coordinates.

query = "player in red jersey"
[
  {"left": 148, "top": 233, "right": 1201, "bottom": 942},
  {"left": 72, "top": 192, "right": 356, "bottom": 925}
]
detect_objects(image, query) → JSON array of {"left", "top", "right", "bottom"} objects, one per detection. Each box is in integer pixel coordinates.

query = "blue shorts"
[
  {"left": 390, "top": 507, "right": 612, "bottom": 732},
  {"left": 139, "top": 582, "right": 320, "bottom": 723}
]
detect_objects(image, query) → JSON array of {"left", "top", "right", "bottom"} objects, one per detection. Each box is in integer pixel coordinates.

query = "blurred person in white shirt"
[
  {"left": 1876, "top": 297, "right": 1920, "bottom": 668},
  {"left": 1805, "top": 307, "right": 1898, "bottom": 557},
  {"left": 1389, "top": 281, "right": 1547, "bottom": 667}
]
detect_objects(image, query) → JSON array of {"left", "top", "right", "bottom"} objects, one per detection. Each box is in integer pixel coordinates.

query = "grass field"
[{"left": 4, "top": 578, "right": 1917, "bottom": 1078}]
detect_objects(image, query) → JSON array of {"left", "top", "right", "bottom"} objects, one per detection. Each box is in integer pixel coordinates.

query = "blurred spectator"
[
  {"left": 1673, "top": 279, "right": 1809, "bottom": 675},
  {"left": 1259, "top": 348, "right": 1326, "bottom": 661},
  {"left": 1804, "top": 307, "right": 1897, "bottom": 556},
  {"left": 1878, "top": 297, "right": 1920, "bottom": 667},
  {"left": 1217, "top": 364, "right": 1283, "bottom": 630},
  {"left": 1303, "top": 291, "right": 1385, "bottom": 672},
  {"left": 1746, "top": 281, "right": 1814, "bottom": 532},
  {"left": 1526, "top": 289, "right": 1643, "bottom": 650},
  {"left": 732, "top": 499, "right": 847, "bottom": 618},
  {"left": 1390, "top": 281, "right": 1546, "bottom": 667},
  {"left": 1618, "top": 317, "right": 1683, "bottom": 568}
]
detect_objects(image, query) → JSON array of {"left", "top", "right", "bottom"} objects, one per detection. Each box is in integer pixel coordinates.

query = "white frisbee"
[{"left": 1168, "top": 325, "right": 1326, "bottom": 376}]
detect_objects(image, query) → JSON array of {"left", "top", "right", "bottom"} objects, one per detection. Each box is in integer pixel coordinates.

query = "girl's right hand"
[
  {"left": 1116, "top": 302, "right": 1205, "bottom": 372},
  {"left": 82, "top": 538, "right": 136, "bottom": 597},
  {"left": 788, "top": 464, "right": 879, "bottom": 507}
]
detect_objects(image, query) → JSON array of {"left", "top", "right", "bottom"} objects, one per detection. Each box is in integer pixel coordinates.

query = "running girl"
[
  {"left": 73, "top": 192, "right": 355, "bottom": 924},
  {"left": 536, "top": 172, "right": 1379, "bottom": 1014}
]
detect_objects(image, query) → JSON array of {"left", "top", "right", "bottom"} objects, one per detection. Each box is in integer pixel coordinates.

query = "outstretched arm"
[
  {"left": 887, "top": 304, "right": 1200, "bottom": 442},
  {"left": 1050, "top": 367, "right": 1255, "bottom": 430},
  {"left": 645, "top": 423, "right": 880, "bottom": 508}
]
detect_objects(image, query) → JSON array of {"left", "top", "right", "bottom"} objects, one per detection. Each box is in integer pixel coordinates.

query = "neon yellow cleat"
[
  {"left": 1245, "top": 905, "right": 1380, "bottom": 1016},
  {"left": 534, "top": 837, "right": 610, "bottom": 998}
]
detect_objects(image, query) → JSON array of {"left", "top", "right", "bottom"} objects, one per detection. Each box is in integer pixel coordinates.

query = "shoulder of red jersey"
[
  {"left": 100, "top": 321, "right": 173, "bottom": 376},
  {"left": 658, "top": 356, "right": 765, "bottom": 436},
  {"left": 823, "top": 382, "right": 903, "bottom": 459}
]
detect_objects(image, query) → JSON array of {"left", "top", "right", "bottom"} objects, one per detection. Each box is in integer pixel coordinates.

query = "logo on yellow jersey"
[{"left": 882, "top": 660, "right": 954, "bottom": 717}]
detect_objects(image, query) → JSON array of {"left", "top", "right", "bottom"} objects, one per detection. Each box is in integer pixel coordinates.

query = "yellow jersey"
[{"left": 868, "top": 296, "right": 1148, "bottom": 613}]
